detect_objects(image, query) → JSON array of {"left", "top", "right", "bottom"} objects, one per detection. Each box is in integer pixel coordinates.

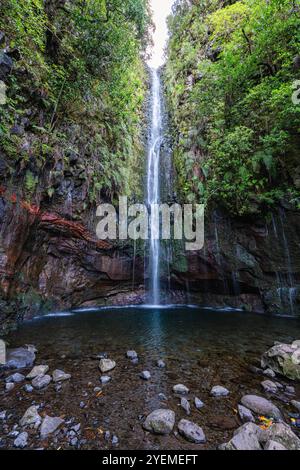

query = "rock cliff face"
[
  {"left": 2, "top": 183, "right": 300, "bottom": 334},
  {"left": 170, "top": 207, "right": 300, "bottom": 316},
  {"left": 0, "top": 189, "right": 146, "bottom": 333}
]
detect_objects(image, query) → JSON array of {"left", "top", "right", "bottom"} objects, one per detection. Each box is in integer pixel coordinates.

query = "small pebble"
[
  {"left": 157, "top": 360, "right": 166, "bottom": 368},
  {"left": 158, "top": 393, "right": 167, "bottom": 401},
  {"left": 5, "top": 383, "right": 15, "bottom": 392},
  {"left": 140, "top": 371, "right": 151, "bottom": 380},
  {"left": 180, "top": 397, "right": 191, "bottom": 415},
  {"left": 210, "top": 386, "right": 230, "bottom": 397},
  {"left": 100, "top": 376, "right": 111, "bottom": 384},
  {"left": 126, "top": 351, "right": 138, "bottom": 359},
  {"left": 194, "top": 397, "right": 204, "bottom": 409},
  {"left": 173, "top": 384, "right": 189, "bottom": 395}
]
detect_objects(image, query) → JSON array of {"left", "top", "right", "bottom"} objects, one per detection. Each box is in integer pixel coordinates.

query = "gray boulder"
[
  {"left": 180, "top": 397, "right": 191, "bottom": 415},
  {"left": 241, "top": 395, "right": 282, "bottom": 420},
  {"left": 5, "top": 347, "right": 35, "bottom": 369},
  {"left": 264, "top": 440, "right": 287, "bottom": 450},
  {"left": 223, "top": 423, "right": 263, "bottom": 450},
  {"left": 262, "top": 423, "right": 300, "bottom": 450},
  {"left": 32, "top": 374, "right": 51, "bottom": 390},
  {"left": 143, "top": 409, "right": 175, "bottom": 435},
  {"left": 178, "top": 419, "right": 206, "bottom": 443},
  {"left": 40, "top": 415, "right": 64, "bottom": 439},
  {"left": 261, "top": 380, "right": 278, "bottom": 394},
  {"left": 238, "top": 404, "right": 255, "bottom": 423},
  {"left": 99, "top": 358, "right": 116, "bottom": 373}
]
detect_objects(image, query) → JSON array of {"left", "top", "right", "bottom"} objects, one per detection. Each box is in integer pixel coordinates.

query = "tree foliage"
[
  {"left": 0, "top": 0, "right": 150, "bottom": 202},
  {"left": 165, "top": 0, "right": 300, "bottom": 215}
]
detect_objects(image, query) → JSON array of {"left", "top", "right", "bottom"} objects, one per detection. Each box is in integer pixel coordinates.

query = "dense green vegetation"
[
  {"left": 0, "top": 0, "right": 150, "bottom": 204},
  {"left": 165, "top": 0, "right": 300, "bottom": 215}
]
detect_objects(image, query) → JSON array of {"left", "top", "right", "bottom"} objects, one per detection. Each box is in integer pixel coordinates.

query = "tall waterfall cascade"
[
  {"left": 147, "top": 68, "right": 162, "bottom": 305},
  {"left": 146, "top": 0, "right": 174, "bottom": 305}
]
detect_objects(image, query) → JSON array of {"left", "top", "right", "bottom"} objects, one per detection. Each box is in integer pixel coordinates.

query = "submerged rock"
[
  {"left": 20, "top": 405, "right": 41, "bottom": 428},
  {"left": 40, "top": 415, "right": 64, "bottom": 439},
  {"left": 211, "top": 386, "right": 229, "bottom": 397},
  {"left": 178, "top": 419, "right": 206, "bottom": 444},
  {"left": 99, "top": 358, "right": 116, "bottom": 374},
  {"left": 261, "top": 341, "right": 300, "bottom": 381},
  {"left": 52, "top": 369, "right": 71, "bottom": 383},
  {"left": 157, "top": 360, "right": 166, "bottom": 369},
  {"left": 32, "top": 374, "right": 52, "bottom": 390},
  {"left": 180, "top": 397, "right": 190, "bottom": 415},
  {"left": 140, "top": 371, "right": 151, "bottom": 380},
  {"left": 5, "top": 347, "right": 35, "bottom": 369},
  {"left": 13, "top": 431, "right": 28, "bottom": 449},
  {"left": 26, "top": 365, "right": 49, "bottom": 379},
  {"left": 238, "top": 404, "right": 255, "bottom": 423},
  {"left": 173, "top": 384, "right": 189, "bottom": 395},
  {"left": 126, "top": 351, "right": 138, "bottom": 359},
  {"left": 143, "top": 409, "right": 175, "bottom": 435},
  {"left": 241, "top": 395, "right": 282, "bottom": 420}
]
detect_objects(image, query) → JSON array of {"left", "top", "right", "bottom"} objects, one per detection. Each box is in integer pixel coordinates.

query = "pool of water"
[
  {"left": 2, "top": 306, "right": 300, "bottom": 450},
  {"left": 8, "top": 305, "right": 300, "bottom": 360}
]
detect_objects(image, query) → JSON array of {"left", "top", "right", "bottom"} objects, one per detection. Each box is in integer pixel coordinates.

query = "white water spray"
[{"left": 146, "top": 0, "right": 174, "bottom": 305}]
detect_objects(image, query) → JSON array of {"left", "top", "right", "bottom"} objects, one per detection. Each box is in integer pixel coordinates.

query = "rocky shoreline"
[{"left": 0, "top": 340, "right": 299, "bottom": 450}]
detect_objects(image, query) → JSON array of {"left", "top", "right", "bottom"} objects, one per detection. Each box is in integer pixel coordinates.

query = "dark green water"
[{"left": 7, "top": 306, "right": 300, "bottom": 360}]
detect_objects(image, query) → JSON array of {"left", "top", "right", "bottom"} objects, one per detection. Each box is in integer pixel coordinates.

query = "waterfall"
[{"left": 147, "top": 68, "right": 162, "bottom": 305}]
